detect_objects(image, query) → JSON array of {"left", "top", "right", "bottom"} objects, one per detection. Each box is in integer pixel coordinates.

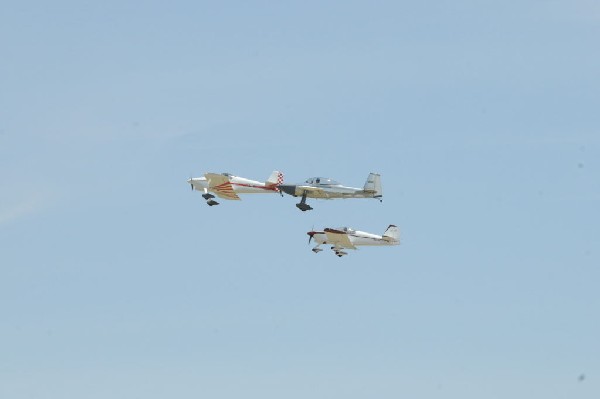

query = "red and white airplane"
[
  {"left": 187, "top": 171, "right": 284, "bottom": 206},
  {"left": 307, "top": 225, "right": 400, "bottom": 257}
]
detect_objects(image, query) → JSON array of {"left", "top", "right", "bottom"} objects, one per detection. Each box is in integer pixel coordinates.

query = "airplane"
[
  {"left": 187, "top": 170, "right": 284, "bottom": 206},
  {"left": 307, "top": 225, "right": 400, "bottom": 257},
  {"left": 278, "top": 173, "right": 382, "bottom": 211}
]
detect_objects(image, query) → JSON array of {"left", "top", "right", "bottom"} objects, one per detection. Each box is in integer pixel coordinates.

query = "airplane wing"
[
  {"left": 205, "top": 173, "right": 241, "bottom": 200},
  {"left": 324, "top": 230, "right": 357, "bottom": 249},
  {"left": 300, "top": 185, "right": 324, "bottom": 193},
  {"left": 298, "top": 185, "right": 331, "bottom": 199}
]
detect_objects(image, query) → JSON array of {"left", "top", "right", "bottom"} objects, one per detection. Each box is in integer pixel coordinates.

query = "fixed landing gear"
[
  {"left": 296, "top": 203, "right": 313, "bottom": 211},
  {"left": 332, "top": 246, "right": 348, "bottom": 257},
  {"left": 312, "top": 247, "right": 323, "bottom": 253},
  {"left": 202, "top": 193, "right": 219, "bottom": 206},
  {"left": 296, "top": 191, "right": 313, "bottom": 211}
]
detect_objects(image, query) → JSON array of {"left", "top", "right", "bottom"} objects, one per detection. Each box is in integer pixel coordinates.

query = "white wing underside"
[
  {"left": 300, "top": 186, "right": 342, "bottom": 199},
  {"left": 324, "top": 231, "right": 357, "bottom": 249},
  {"left": 205, "top": 173, "right": 241, "bottom": 200},
  {"left": 299, "top": 186, "right": 365, "bottom": 199}
]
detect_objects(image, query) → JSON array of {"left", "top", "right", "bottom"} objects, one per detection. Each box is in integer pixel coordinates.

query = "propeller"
[
  {"left": 189, "top": 174, "right": 194, "bottom": 191},
  {"left": 307, "top": 225, "right": 315, "bottom": 244}
]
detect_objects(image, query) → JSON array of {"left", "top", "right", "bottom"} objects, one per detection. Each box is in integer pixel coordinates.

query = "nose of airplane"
[{"left": 278, "top": 184, "right": 297, "bottom": 196}]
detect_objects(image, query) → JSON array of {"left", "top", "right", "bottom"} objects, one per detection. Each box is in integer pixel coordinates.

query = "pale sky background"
[{"left": 1, "top": 1, "right": 599, "bottom": 398}]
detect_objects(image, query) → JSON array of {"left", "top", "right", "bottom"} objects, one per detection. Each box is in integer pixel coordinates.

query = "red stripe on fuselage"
[{"left": 230, "top": 183, "right": 279, "bottom": 192}]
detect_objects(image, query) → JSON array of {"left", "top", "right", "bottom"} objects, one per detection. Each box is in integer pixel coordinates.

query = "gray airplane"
[{"left": 278, "top": 173, "right": 382, "bottom": 211}]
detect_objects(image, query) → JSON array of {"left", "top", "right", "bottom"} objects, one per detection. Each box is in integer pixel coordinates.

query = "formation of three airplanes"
[{"left": 187, "top": 170, "right": 399, "bottom": 257}]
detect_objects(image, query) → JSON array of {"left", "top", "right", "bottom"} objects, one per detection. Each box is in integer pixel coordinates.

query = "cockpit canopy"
[
  {"left": 305, "top": 177, "right": 340, "bottom": 186},
  {"left": 337, "top": 227, "right": 355, "bottom": 233}
]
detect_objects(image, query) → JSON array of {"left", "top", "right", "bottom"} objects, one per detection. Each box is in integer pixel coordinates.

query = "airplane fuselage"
[
  {"left": 307, "top": 225, "right": 399, "bottom": 256},
  {"left": 310, "top": 229, "right": 395, "bottom": 247},
  {"left": 279, "top": 174, "right": 381, "bottom": 211},
  {"left": 278, "top": 184, "right": 371, "bottom": 199}
]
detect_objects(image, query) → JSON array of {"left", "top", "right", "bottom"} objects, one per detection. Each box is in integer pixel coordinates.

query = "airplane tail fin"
[
  {"left": 266, "top": 170, "right": 284, "bottom": 187},
  {"left": 382, "top": 225, "right": 400, "bottom": 243},
  {"left": 364, "top": 173, "right": 382, "bottom": 199}
]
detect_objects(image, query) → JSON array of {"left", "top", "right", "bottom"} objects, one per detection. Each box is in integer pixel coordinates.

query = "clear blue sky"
[{"left": 1, "top": 1, "right": 599, "bottom": 398}]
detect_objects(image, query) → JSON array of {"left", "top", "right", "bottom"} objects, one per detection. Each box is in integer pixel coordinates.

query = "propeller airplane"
[
  {"left": 278, "top": 173, "right": 383, "bottom": 211},
  {"left": 187, "top": 170, "right": 284, "bottom": 206},
  {"left": 307, "top": 225, "right": 399, "bottom": 257}
]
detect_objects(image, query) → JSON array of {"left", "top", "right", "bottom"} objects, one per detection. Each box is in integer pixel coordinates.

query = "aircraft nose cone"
[
  {"left": 187, "top": 178, "right": 196, "bottom": 191},
  {"left": 278, "top": 184, "right": 296, "bottom": 196}
]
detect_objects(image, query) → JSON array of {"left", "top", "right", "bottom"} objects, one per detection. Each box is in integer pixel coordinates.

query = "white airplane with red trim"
[
  {"left": 307, "top": 225, "right": 400, "bottom": 257},
  {"left": 187, "top": 171, "right": 284, "bottom": 206}
]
